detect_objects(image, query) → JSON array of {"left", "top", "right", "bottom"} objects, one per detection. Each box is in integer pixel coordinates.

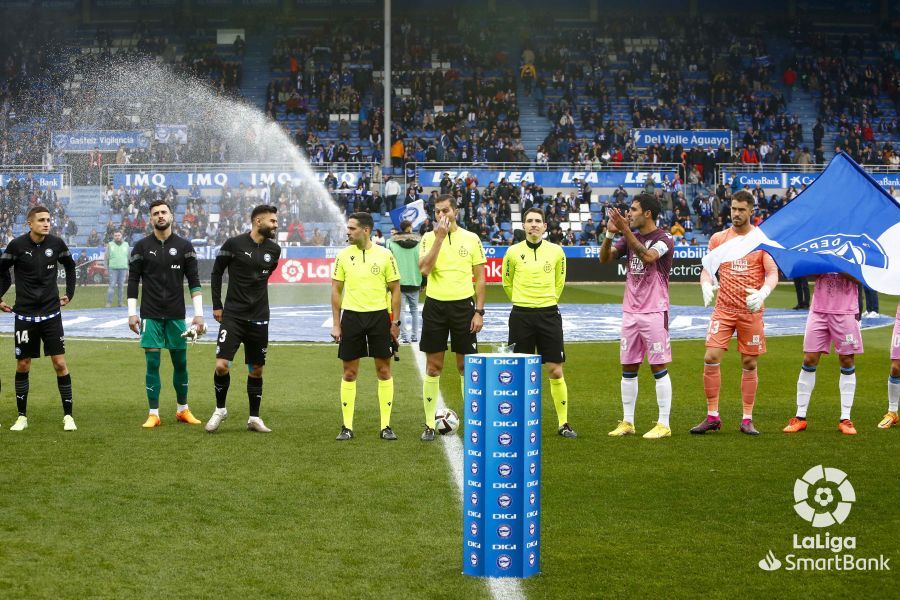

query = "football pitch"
[{"left": 0, "top": 283, "right": 896, "bottom": 599}]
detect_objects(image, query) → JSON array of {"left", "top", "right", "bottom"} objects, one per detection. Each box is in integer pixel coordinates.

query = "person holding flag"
[{"left": 693, "top": 190, "right": 779, "bottom": 436}]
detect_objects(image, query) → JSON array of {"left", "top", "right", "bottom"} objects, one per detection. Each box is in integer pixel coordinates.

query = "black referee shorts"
[
  {"left": 339, "top": 309, "right": 393, "bottom": 361},
  {"left": 14, "top": 314, "right": 66, "bottom": 359},
  {"left": 507, "top": 305, "right": 565, "bottom": 364},
  {"left": 215, "top": 316, "right": 269, "bottom": 366},
  {"left": 420, "top": 297, "right": 478, "bottom": 355}
]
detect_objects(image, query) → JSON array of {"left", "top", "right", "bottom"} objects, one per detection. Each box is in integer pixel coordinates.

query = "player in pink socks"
[
  {"left": 693, "top": 191, "right": 779, "bottom": 436},
  {"left": 785, "top": 273, "right": 862, "bottom": 435}
]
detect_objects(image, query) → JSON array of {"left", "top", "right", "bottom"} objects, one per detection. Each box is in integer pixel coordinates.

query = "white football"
[{"left": 435, "top": 408, "right": 460, "bottom": 435}]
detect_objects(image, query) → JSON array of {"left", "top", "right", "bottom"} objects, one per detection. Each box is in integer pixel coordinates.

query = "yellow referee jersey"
[
  {"left": 501, "top": 240, "right": 566, "bottom": 308},
  {"left": 332, "top": 243, "right": 400, "bottom": 312},
  {"left": 420, "top": 227, "right": 486, "bottom": 301}
]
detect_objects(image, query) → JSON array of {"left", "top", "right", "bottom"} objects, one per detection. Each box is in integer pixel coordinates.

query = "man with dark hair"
[
  {"left": 206, "top": 205, "right": 282, "bottom": 433},
  {"left": 0, "top": 206, "right": 78, "bottom": 431},
  {"left": 418, "top": 194, "right": 486, "bottom": 441},
  {"left": 127, "top": 199, "right": 205, "bottom": 428},
  {"left": 502, "top": 208, "right": 575, "bottom": 437},
  {"left": 695, "top": 190, "right": 779, "bottom": 435},
  {"left": 331, "top": 212, "right": 401, "bottom": 441},
  {"left": 600, "top": 194, "right": 675, "bottom": 439}
]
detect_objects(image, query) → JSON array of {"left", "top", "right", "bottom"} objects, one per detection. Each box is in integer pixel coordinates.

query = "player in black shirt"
[
  {"left": 205, "top": 204, "right": 281, "bottom": 433},
  {"left": 0, "top": 206, "right": 78, "bottom": 431},
  {"left": 127, "top": 199, "right": 206, "bottom": 428}
]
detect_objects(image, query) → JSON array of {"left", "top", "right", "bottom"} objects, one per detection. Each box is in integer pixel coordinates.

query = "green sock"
[
  {"left": 145, "top": 351, "right": 161, "bottom": 410},
  {"left": 423, "top": 374, "right": 440, "bottom": 429},
  {"left": 550, "top": 377, "right": 568, "bottom": 427},
  {"left": 340, "top": 379, "right": 356, "bottom": 430},
  {"left": 378, "top": 378, "right": 394, "bottom": 430},
  {"left": 170, "top": 349, "right": 189, "bottom": 404}
]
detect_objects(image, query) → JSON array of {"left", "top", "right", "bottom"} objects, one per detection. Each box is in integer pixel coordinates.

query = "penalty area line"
[{"left": 410, "top": 346, "right": 525, "bottom": 600}]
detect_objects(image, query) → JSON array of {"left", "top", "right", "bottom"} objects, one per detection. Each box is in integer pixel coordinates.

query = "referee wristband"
[
  {"left": 605, "top": 230, "right": 616, "bottom": 240},
  {"left": 127, "top": 298, "right": 138, "bottom": 317},
  {"left": 192, "top": 295, "right": 204, "bottom": 319}
]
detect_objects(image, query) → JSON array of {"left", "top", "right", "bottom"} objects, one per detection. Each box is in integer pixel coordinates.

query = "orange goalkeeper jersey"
[{"left": 709, "top": 226, "right": 778, "bottom": 314}]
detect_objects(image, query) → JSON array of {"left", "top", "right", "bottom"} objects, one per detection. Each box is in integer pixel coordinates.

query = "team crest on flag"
[
  {"left": 791, "top": 233, "right": 888, "bottom": 269},
  {"left": 389, "top": 199, "right": 427, "bottom": 230}
]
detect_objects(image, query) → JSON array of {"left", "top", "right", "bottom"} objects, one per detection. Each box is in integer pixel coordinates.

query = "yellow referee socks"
[
  {"left": 378, "top": 378, "right": 394, "bottom": 430},
  {"left": 340, "top": 379, "right": 356, "bottom": 430},
  {"left": 550, "top": 377, "right": 568, "bottom": 427},
  {"left": 423, "top": 374, "right": 440, "bottom": 429},
  {"left": 460, "top": 374, "right": 465, "bottom": 399}
]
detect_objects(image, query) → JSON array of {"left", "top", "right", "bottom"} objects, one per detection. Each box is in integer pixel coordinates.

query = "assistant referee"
[
  {"left": 502, "top": 208, "right": 576, "bottom": 438},
  {"left": 418, "top": 194, "right": 486, "bottom": 441},
  {"left": 331, "top": 212, "right": 401, "bottom": 441}
]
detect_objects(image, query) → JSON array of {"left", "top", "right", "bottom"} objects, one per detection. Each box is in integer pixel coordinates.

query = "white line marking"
[
  {"left": 62, "top": 316, "right": 95, "bottom": 326},
  {"left": 411, "top": 347, "right": 525, "bottom": 600},
  {"left": 94, "top": 318, "right": 131, "bottom": 329}
]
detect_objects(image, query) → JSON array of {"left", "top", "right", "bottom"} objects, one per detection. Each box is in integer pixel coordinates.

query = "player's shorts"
[
  {"left": 14, "top": 313, "right": 65, "bottom": 359},
  {"left": 338, "top": 309, "right": 393, "bottom": 361},
  {"left": 215, "top": 316, "right": 269, "bottom": 366},
  {"left": 803, "top": 311, "right": 863, "bottom": 355},
  {"left": 508, "top": 305, "right": 565, "bottom": 364},
  {"left": 620, "top": 311, "right": 671, "bottom": 365},
  {"left": 141, "top": 318, "right": 188, "bottom": 350},
  {"left": 891, "top": 315, "right": 900, "bottom": 361},
  {"left": 705, "top": 309, "right": 766, "bottom": 355},
  {"left": 420, "top": 297, "right": 478, "bottom": 355}
]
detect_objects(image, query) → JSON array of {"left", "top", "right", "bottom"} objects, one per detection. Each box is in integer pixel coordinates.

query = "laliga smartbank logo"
[{"left": 758, "top": 465, "right": 890, "bottom": 572}]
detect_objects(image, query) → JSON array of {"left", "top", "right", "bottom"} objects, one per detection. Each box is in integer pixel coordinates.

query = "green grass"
[{"left": 0, "top": 283, "right": 897, "bottom": 598}]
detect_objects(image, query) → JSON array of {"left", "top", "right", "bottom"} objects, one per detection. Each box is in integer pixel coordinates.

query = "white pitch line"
[{"left": 410, "top": 347, "right": 525, "bottom": 600}]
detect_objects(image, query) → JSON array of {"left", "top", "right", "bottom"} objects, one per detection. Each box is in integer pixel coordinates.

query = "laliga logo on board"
[
  {"left": 498, "top": 370, "right": 513, "bottom": 385},
  {"left": 280, "top": 259, "right": 304, "bottom": 283},
  {"left": 792, "top": 233, "right": 889, "bottom": 269}
]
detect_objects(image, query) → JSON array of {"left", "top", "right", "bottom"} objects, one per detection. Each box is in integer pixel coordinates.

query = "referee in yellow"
[
  {"left": 502, "top": 208, "right": 576, "bottom": 438},
  {"left": 419, "top": 194, "right": 486, "bottom": 441},
  {"left": 331, "top": 212, "right": 402, "bottom": 441}
]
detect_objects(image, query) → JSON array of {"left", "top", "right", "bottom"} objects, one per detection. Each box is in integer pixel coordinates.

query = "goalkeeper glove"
[
  {"left": 745, "top": 285, "right": 772, "bottom": 313},
  {"left": 181, "top": 322, "right": 208, "bottom": 344},
  {"left": 701, "top": 281, "right": 719, "bottom": 307}
]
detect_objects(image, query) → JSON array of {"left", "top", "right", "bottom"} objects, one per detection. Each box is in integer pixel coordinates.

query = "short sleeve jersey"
[
  {"left": 501, "top": 240, "right": 566, "bottom": 308},
  {"left": 332, "top": 243, "right": 400, "bottom": 312},
  {"left": 420, "top": 227, "right": 486, "bottom": 301},
  {"left": 811, "top": 273, "right": 859, "bottom": 315},
  {"left": 709, "top": 226, "right": 777, "bottom": 314},
  {"left": 614, "top": 229, "right": 674, "bottom": 313}
]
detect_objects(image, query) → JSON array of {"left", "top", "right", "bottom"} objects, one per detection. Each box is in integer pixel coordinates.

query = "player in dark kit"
[
  {"left": 0, "top": 206, "right": 78, "bottom": 431},
  {"left": 205, "top": 205, "right": 281, "bottom": 433},
  {"left": 127, "top": 199, "right": 206, "bottom": 428}
]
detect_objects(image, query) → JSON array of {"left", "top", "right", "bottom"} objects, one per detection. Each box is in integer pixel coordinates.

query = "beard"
[
  {"left": 153, "top": 220, "right": 171, "bottom": 231},
  {"left": 258, "top": 224, "right": 277, "bottom": 239}
]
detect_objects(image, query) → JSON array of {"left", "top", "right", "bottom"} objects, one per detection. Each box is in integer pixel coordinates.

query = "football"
[{"left": 435, "top": 408, "right": 460, "bottom": 435}]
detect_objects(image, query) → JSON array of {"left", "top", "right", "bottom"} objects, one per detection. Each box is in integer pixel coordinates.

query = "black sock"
[
  {"left": 214, "top": 372, "right": 230, "bottom": 409},
  {"left": 57, "top": 373, "right": 73, "bottom": 417},
  {"left": 247, "top": 376, "right": 263, "bottom": 417},
  {"left": 15, "top": 371, "right": 29, "bottom": 416}
]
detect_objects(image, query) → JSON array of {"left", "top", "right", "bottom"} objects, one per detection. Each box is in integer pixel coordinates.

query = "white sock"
[
  {"left": 796, "top": 368, "right": 816, "bottom": 419},
  {"left": 654, "top": 373, "right": 672, "bottom": 427},
  {"left": 742, "top": 414, "right": 753, "bottom": 420},
  {"left": 215, "top": 407, "right": 228, "bottom": 416},
  {"left": 248, "top": 415, "right": 261, "bottom": 423},
  {"left": 839, "top": 372, "right": 856, "bottom": 421},
  {"left": 889, "top": 377, "right": 900, "bottom": 413},
  {"left": 708, "top": 410, "right": 719, "bottom": 418},
  {"left": 149, "top": 408, "right": 159, "bottom": 416},
  {"left": 177, "top": 403, "right": 188, "bottom": 412},
  {"left": 621, "top": 376, "right": 638, "bottom": 424}
]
